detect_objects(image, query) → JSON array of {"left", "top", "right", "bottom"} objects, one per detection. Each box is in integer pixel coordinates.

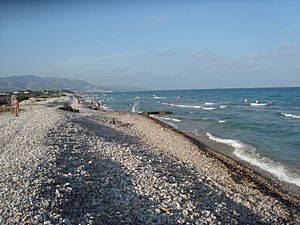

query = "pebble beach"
[{"left": 0, "top": 96, "right": 299, "bottom": 225}]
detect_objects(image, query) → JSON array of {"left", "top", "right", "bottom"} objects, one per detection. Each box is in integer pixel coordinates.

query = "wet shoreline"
[{"left": 145, "top": 114, "right": 300, "bottom": 206}]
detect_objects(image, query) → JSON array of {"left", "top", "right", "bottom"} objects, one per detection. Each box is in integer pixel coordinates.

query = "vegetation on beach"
[
  {"left": 0, "top": 90, "right": 73, "bottom": 104},
  {"left": 0, "top": 90, "right": 73, "bottom": 114}
]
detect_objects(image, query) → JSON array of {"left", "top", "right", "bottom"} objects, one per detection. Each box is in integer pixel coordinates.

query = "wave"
[
  {"left": 202, "top": 107, "right": 216, "bottom": 110},
  {"left": 281, "top": 113, "right": 300, "bottom": 119},
  {"left": 205, "top": 102, "right": 214, "bottom": 105},
  {"left": 220, "top": 105, "right": 227, "bottom": 108},
  {"left": 132, "top": 102, "right": 139, "bottom": 112},
  {"left": 101, "top": 104, "right": 112, "bottom": 111},
  {"left": 176, "top": 104, "right": 202, "bottom": 109},
  {"left": 150, "top": 115, "right": 181, "bottom": 122},
  {"left": 219, "top": 120, "right": 227, "bottom": 123},
  {"left": 206, "top": 133, "right": 300, "bottom": 186},
  {"left": 153, "top": 96, "right": 167, "bottom": 99},
  {"left": 150, "top": 115, "right": 179, "bottom": 128}
]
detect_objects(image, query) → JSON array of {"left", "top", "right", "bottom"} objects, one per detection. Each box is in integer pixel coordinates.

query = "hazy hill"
[
  {"left": 104, "top": 85, "right": 150, "bottom": 92},
  {"left": 0, "top": 75, "right": 101, "bottom": 92}
]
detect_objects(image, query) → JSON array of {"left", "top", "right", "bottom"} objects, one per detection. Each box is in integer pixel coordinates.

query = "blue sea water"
[{"left": 84, "top": 87, "right": 300, "bottom": 186}]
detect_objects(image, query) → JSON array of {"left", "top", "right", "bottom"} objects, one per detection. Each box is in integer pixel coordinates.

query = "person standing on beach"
[{"left": 13, "top": 97, "right": 20, "bottom": 117}]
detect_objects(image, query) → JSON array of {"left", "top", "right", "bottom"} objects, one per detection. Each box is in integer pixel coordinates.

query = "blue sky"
[{"left": 0, "top": 0, "right": 299, "bottom": 90}]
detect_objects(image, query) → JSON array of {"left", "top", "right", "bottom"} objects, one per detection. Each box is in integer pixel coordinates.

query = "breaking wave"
[
  {"left": 202, "top": 107, "right": 216, "bottom": 110},
  {"left": 150, "top": 115, "right": 181, "bottom": 122},
  {"left": 206, "top": 133, "right": 300, "bottom": 186},
  {"left": 153, "top": 96, "right": 167, "bottom": 99},
  {"left": 175, "top": 104, "right": 202, "bottom": 109},
  {"left": 132, "top": 102, "right": 139, "bottom": 112},
  {"left": 282, "top": 113, "right": 300, "bottom": 119}
]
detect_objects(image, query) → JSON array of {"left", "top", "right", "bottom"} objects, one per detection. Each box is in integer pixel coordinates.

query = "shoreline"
[
  {"left": 186, "top": 130, "right": 300, "bottom": 199},
  {"left": 75, "top": 97, "right": 300, "bottom": 204},
  {"left": 1, "top": 96, "right": 299, "bottom": 224},
  {"left": 101, "top": 110, "right": 300, "bottom": 206},
  {"left": 138, "top": 112, "right": 300, "bottom": 206}
]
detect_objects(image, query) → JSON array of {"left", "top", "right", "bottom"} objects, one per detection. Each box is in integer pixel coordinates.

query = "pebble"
[
  {"left": 0, "top": 101, "right": 298, "bottom": 225},
  {"left": 62, "top": 218, "right": 71, "bottom": 225},
  {"left": 155, "top": 208, "right": 161, "bottom": 214}
]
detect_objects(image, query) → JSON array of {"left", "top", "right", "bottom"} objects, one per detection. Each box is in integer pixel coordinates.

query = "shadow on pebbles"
[
  {"left": 15, "top": 111, "right": 283, "bottom": 225},
  {"left": 1, "top": 108, "right": 297, "bottom": 225}
]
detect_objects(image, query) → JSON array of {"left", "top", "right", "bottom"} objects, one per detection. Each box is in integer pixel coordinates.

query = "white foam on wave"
[
  {"left": 132, "top": 102, "right": 139, "bottom": 112},
  {"left": 282, "top": 113, "right": 300, "bottom": 119},
  {"left": 202, "top": 107, "right": 216, "bottom": 110},
  {"left": 101, "top": 104, "right": 112, "bottom": 111},
  {"left": 205, "top": 102, "right": 214, "bottom": 105},
  {"left": 206, "top": 133, "right": 300, "bottom": 186},
  {"left": 150, "top": 115, "right": 181, "bottom": 122},
  {"left": 150, "top": 115, "right": 179, "bottom": 128},
  {"left": 134, "top": 96, "right": 140, "bottom": 100},
  {"left": 176, "top": 104, "right": 202, "bottom": 109},
  {"left": 220, "top": 105, "right": 227, "bottom": 108},
  {"left": 153, "top": 96, "right": 167, "bottom": 99},
  {"left": 219, "top": 120, "right": 227, "bottom": 123}
]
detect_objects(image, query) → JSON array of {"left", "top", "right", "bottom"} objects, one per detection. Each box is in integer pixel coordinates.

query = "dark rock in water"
[{"left": 140, "top": 111, "right": 173, "bottom": 115}]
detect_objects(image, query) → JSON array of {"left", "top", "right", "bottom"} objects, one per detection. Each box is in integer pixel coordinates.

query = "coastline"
[
  {"left": 1, "top": 95, "right": 299, "bottom": 224},
  {"left": 106, "top": 110, "right": 300, "bottom": 206},
  {"left": 185, "top": 130, "right": 300, "bottom": 201}
]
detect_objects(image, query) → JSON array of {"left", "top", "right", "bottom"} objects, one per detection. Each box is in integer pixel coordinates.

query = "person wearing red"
[{"left": 13, "top": 97, "right": 20, "bottom": 117}]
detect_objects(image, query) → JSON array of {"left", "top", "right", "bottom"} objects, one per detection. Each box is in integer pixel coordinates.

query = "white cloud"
[
  {"left": 276, "top": 42, "right": 299, "bottom": 51},
  {"left": 189, "top": 50, "right": 216, "bottom": 61},
  {"left": 282, "top": 27, "right": 293, "bottom": 33},
  {"left": 150, "top": 16, "right": 166, "bottom": 25},
  {"left": 187, "top": 43, "right": 300, "bottom": 75}
]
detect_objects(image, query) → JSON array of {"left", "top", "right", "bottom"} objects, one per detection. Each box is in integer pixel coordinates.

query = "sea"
[{"left": 83, "top": 87, "right": 300, "bottom": 186}]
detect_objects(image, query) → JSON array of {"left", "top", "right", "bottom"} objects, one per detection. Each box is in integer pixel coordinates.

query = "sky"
[{"left": 0, "top": 0, "right": 300, "bottom": 90}]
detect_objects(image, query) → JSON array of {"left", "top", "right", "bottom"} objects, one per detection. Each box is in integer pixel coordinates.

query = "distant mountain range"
[
  {"left": 0, "top": 75, "right": 102, "bottom": 92},
  {"left": 0, "top": 75, "right": 150, "bottom": 92}
]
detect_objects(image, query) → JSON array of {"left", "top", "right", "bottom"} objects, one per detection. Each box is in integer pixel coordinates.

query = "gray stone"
[{"left": 62, "top": 218, "right": 71, "bottom": 225}]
